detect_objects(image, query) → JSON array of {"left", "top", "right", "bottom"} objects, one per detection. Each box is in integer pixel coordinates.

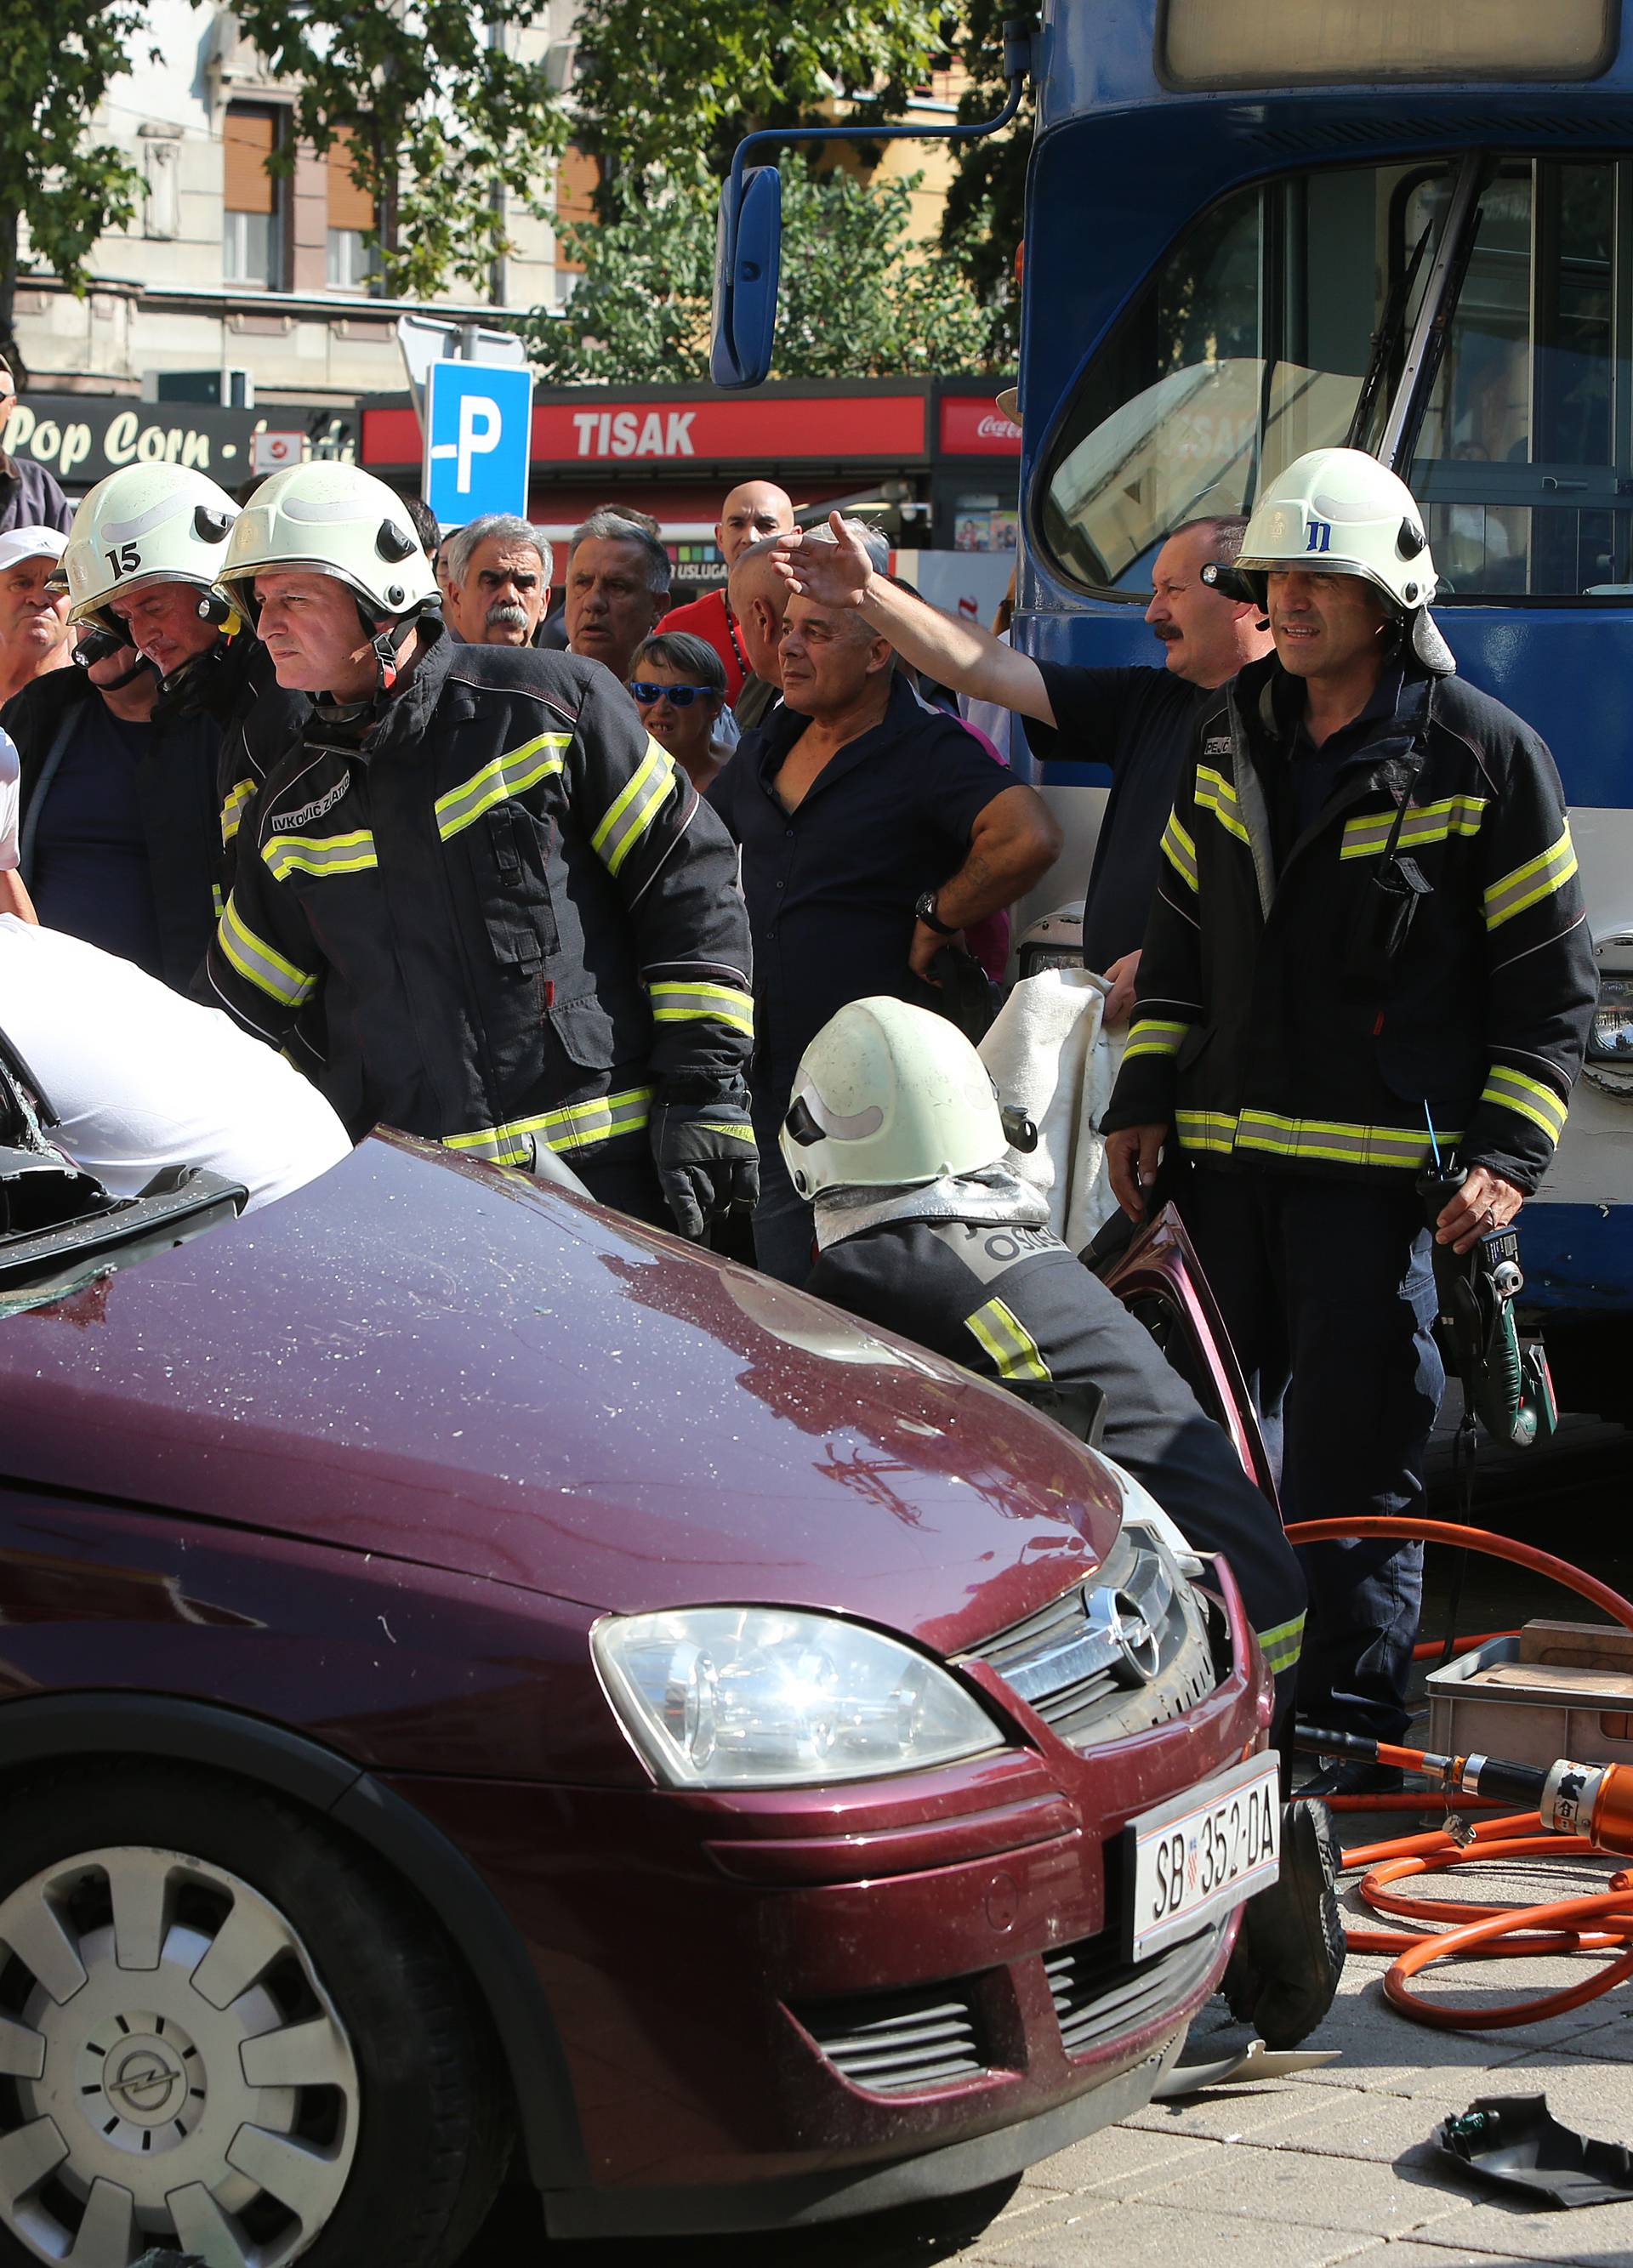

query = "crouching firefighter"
[
  {"left": 784, "top": 997, "right": 1342, "bottom": 2047},
  {"left": 204, "top": 462, "right": 758, "bottom": 1234},
  {"left": 1102, "top": 446, "right": 1596, "bottom": 1790}
]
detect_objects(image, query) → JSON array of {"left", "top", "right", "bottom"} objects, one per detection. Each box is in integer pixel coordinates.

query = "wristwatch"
[{"left": 914, "top": 890, "right": 959, "bottom": 936}]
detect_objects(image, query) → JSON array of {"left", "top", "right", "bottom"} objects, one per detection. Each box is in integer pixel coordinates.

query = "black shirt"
[
  {"left": 1272, "top": 662, "right": 1408, "bottom": 861},
  {"left": 31, "top": 701, "right": 162, "bottom": 975},
  {"left": 1025, "top": 662, "right": 1207, "bottom": 973},
  {"left": 707, "top": 670, "right": 1010, "bottom": 1090}
]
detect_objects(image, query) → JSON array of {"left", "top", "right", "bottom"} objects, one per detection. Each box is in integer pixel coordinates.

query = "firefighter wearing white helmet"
[
  {"left": 6, "top": 463, "right": 304, "bottom": 989},
  {"left": 789, "top": 997, "right": 1334, "bottom": 2045},
  {"left": 205, "top": 458, "right": 757, "bottom": 1236},
  {"left": 1104, "top": 443, "right": 1596, "bottom": 1782}
]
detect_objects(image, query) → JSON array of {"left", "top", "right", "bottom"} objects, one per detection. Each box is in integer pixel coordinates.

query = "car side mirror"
[{"left": 710, "top": 166, "right": 782, "bottom": 389}]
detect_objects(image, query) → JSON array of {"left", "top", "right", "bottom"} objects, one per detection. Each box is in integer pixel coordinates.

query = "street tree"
[
  {"left": 568, "top": 0, "right": 953, "bottom": 188},
  {"left": 941, "top": 0, "right": 1033, "bottom": 361},
  {"left": 0, "top": 8, "right": 151, "bottom": 355},
  {"left": 229, "top": 1, "right": 569, "bottom": 302},
  {"left": 521, "top": 165, "right": 994, "bottom": 384}
]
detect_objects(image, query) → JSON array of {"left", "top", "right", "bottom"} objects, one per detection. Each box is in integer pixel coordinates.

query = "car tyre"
[{"left": 0, "top": 1762, "right": 511, "bottom": 2268}]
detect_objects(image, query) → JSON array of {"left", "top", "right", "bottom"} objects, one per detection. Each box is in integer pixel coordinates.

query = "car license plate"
[{"left": 1125, "top": 1752, "right": 1282, "bottom": 1960}]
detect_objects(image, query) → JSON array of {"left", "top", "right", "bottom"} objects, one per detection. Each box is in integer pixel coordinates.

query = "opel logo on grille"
[{"left": 1084, "top": 1583, "right": 1162, "bottom": 1685}]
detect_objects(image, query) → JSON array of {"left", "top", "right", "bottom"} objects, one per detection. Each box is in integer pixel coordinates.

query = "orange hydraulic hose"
[{"left": 1283, "top": 1517, "right": 1633, "bottom": 2028}]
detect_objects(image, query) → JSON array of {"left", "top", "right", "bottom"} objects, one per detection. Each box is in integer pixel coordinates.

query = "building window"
[
  {"left": 327, "top": 129, "right": 381, "bottom": 292},
  {"left": 223, "top": 104, "right": 284, "bottom": 287},
  {"left": 554, "top": 142, "right": 598, "bottom": 277}
]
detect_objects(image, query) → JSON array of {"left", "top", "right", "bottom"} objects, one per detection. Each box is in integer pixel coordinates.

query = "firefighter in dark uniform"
[
  {"left": 204, "top": 462, "right": 757, "bottom": 1235},
  {"left": 783, "top": 994, "right": 1340, "bottom": 2045},
  {"left": 54, "top": 463, "right": 306, "bottom": 910},
  {"left": 1103, "top": 447, "right": 1597, "bottom": 1788}
]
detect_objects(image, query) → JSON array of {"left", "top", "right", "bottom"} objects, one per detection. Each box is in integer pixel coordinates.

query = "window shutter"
[{"left": 224, "top": 107, "right": 278, "bottom": 216}]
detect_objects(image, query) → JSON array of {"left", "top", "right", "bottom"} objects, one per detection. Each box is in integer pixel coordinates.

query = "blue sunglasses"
[{"left": 629, "top": 681, "right": 718, "bottom": 707}]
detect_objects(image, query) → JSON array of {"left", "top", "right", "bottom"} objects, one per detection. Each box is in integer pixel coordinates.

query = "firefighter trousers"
[{"left": 1181, "top": 1166, "right": 1443, "bottom": 1745}]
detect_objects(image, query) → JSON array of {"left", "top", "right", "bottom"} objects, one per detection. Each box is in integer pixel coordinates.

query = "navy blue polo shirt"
[{"left": 708, "top": 670, "right": 1010, "bottom": 1094}]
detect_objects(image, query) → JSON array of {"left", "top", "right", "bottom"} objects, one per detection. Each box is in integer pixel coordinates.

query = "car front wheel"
[{"left": 0, "top": 1763, "right": 509, "bottom": 2268}]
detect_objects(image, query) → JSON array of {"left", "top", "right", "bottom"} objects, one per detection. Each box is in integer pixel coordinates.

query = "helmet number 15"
[{"left": 105, "top": 543, "right": 141, "bottom": 575}]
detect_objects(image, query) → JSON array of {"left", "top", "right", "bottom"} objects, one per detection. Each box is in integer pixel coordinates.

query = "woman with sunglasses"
[{"left": 627, "top": 632, "right": 737, "bottom": 793}]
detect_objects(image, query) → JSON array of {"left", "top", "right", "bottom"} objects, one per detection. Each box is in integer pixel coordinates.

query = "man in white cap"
[{"left": 0, "top": 527, "right": 71, "bottom": 704}]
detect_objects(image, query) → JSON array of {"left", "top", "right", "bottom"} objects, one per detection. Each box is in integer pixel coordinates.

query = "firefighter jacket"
[
  {"left": 804, "top": 1213, "right": 1307, "bottom": 1681},
  {"left": 1103, "top": 654, "right": 1596, "bottom": 1193},
  {"left": 168, "top": 630, "right": 309, "bottom": 898},
  {"left": 205, "top": 621, "right": 754, "bottom": 1167}
]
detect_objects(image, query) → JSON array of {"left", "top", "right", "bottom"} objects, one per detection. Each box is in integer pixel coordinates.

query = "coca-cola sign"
[{"left": 938, "top": 395, "right": 1023, "bottom": 457}]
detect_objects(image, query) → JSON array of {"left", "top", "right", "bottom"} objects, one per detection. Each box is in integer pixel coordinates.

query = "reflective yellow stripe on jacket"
[
  {"left": 648, "top": 980, "right": 754, "bottom": 1038},
  {"left": 434, "top": 734, "right": 572, "bottom": 842},
  {"left": 1175, "top": 1106, "right": 1461, "bottom": 1171},
  {"left": 592, "top": 736, "right": 676, "bottom": 877},
  {"left": 1159, "top": 810, "right": 1199, "bottom": 891},
  {"left": 217, "top": 893, "right": 318, "bottom": 1010},
  {"left": 262, "top": 830, "right": 379, "bottom": 883},
  {"left": 1479, "top": 1065, "right": 1569, "bottom": 1145},
  {"left": 1124, "top": 1018, "right": 1191, "bottom": 1064},
  {"left": 1339, "top": 796, "right": 1488, "bottom": 860},
  {"left": 1482, "top": 825, "right": 1578, "bottom": 930},
  {"left": 220, "top": 776, "right": 256, "bottom": 849},
  {"left": 441, "top": 1084, "right": 653, "bottom": 1167},
  {"left": 1194, "top": 766, "right": 1249, "bottom": 845},
  {"left": 967, "top": 1298, "right": 1052, "bottom": 1384}
]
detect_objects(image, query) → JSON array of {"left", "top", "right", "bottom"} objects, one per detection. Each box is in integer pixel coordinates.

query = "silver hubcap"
[{"left": 0, "top": 1845, "right": 359, "bottom": 2266}]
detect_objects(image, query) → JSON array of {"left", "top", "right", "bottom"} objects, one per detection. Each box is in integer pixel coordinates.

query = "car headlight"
[
  {"left": 1590, "top": 974, "right": 1633, "bottom": 1062},
  {"left": 593, "top": 1606, "right": 1004, "bottom": 1788}
]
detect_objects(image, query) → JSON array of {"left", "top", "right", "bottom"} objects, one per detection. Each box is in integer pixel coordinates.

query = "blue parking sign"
[{"left": 423, "top": 361, "right": 533, "bottom": 526}]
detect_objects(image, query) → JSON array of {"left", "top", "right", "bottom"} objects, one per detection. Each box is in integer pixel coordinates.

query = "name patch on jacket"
[
  {"left": 279, "top": 776, "right": 350, "bottom": 833},
  {"left": 927, "top": 1219, "right": 1061, "bottom": 1286}
]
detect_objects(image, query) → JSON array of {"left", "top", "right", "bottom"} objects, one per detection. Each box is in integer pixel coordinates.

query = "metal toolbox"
[{"left": 1425, "top": 1622, "right": 1633, "bottom": 1772}]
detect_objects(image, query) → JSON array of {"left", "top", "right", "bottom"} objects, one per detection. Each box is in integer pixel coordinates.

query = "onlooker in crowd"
[
  {"left": 728, "top": 523, "right": 890, "bottom": 734},
  {"left": 565, "top": 509, "right": 671, "bottom": 685},
  {"left": 402, "top": 494, "right": 443, "bottom": 574},
  {"left": 1, "top": 910, "right": 350, "bottom": 1212},
  {"left": 0, "top": 355, "right": 71, "bottom": 535},
  {"left": 707, "top": 567, "right": 1060, "bottom": 1283},
  {"left": 6, "top": 620, "right": 184, "bottom": 980},
  {"left": 779, "top": 510, "right": 1272, "bottom": 1020},
  {"left": 0, "top": 725, "right": 32, "bottom": 919},
  {"left": 441, "top": 514, "right": 552, "bottom": 647},
  {"left": 628, "top": 632, "right": 732, "bottom": 793},
  {"left": 1104, "top": 447, "right": 1596, "bottom": 1775},
  {"left": 57, "top": 464, "right": 308, "bottom": 910},
  {"left": 207, "top": 463, "right": 756, "bottom": 1238},
  {"left": 0, "top": 527, "right": 72, "bottom": 702},
  {"left": 657, "top": 480, "right": 795, "bottom": 703}
]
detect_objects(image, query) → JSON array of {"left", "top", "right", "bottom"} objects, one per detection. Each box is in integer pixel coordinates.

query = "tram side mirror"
[{"left": 711, "top": 166, "right": 783, "bottom": 389}]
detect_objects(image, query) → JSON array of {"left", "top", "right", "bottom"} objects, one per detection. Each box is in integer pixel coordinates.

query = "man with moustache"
[
  {"left": 778, "top": 511, "right": 1272, "bottom": 1020},
  {"left": 441, "top": 514, "right": 553, "bottom": 647},
  {"left": 0, "top": 528, "right": 73, "bottom": 703}
]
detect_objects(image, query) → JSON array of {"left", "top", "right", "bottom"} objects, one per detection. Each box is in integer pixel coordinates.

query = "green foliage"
[
  {"left": 521, "top": 164, "right": 995, "bottom": 384},
  {"left": 571, "top": 0, "right": 951, "bottom": 187},
  {"left": 940, "top": 1, "right": 1033, "bottom": 362},
  {"left": 0, "top": 3, "right": 150, "bottom": 343},
  {"left": 230, "top": 1, "right": 570, "bottom": 302}
]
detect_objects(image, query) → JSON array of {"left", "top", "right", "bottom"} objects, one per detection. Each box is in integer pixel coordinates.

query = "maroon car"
[{"left": 0, "top": 1077, "right": 1275, "bottom": 2267}]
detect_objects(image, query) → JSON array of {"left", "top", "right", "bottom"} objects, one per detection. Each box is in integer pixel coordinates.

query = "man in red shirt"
[{"left": 657, "top": 480, "right": 794, "bottom": 703}]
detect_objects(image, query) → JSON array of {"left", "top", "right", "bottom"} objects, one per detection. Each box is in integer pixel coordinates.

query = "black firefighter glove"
[{"left": 650, "top": 1089, "right": 760, "bottom": 1240}]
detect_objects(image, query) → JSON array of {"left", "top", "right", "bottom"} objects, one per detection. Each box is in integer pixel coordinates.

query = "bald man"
[{"left": 657, "top": 479, "right": 794, "bottom": 704}]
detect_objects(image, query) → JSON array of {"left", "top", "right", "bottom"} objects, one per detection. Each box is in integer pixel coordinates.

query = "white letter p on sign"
[{"left": 454, "top": 395, "right": 501, "bottom": 494}]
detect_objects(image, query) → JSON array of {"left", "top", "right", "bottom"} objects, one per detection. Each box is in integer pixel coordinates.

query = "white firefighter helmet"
[
  {"left": 1233, "top": 446, "right": 1454, "bottom": 674},
  {"left": 780, "top": 997, "right": 1004, "bottom": 1200},
  {"left": 217, "top": 462, "right": 438, "bottom": 618},
  {"left": 59, "top": 464, "right": 239, "bottom": 632}
]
